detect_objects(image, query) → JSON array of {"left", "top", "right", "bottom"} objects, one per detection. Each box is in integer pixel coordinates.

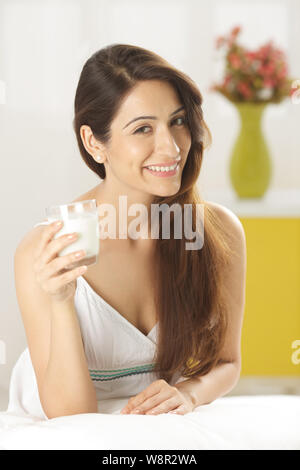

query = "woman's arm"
[
  {"left": 14, "top": 230, "right": 98, "bottom": 420},
  {"left": 174, "top": 360, "right": 240, "bottom": 408},
  {"left": 175, "top": 202, "right": 247, "bottom": 408},
  {"left": 40, "top": 298, "right": 98, "bottom": 418}
]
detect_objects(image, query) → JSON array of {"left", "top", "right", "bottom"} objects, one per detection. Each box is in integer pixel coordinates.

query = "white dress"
[{"left": 6, "top": 221, "right": 184, "bottom": 419}]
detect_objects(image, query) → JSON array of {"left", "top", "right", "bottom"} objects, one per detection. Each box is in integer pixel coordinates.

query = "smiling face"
[{"left": 82, "top": 80, "right": 192, "bottom": 198}]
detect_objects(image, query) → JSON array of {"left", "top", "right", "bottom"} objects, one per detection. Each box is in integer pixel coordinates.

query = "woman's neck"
[{"left": 94, "top": 180, "right": 156, "bottom": 248}]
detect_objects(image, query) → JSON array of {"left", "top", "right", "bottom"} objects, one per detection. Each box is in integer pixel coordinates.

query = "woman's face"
[{"left": 101, "top": 80, "right": 192, "bottom": 197}]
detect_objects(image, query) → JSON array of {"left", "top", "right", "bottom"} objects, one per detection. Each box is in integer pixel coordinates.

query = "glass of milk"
[{"left": 45, "top": 199, "right": 100, "bottom": 271}]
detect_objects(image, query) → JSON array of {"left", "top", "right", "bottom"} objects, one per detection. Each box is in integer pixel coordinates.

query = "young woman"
[{"left": 14, "top": 44, "right": 246, "bottom": 419}]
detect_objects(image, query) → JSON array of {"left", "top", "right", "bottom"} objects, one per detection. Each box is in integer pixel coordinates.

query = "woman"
[{"left": 13, "top": 44, "right": 246, "bottom": 419}]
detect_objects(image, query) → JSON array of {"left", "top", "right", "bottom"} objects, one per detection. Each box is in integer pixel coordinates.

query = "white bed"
[
  {"left": 0, "top": 349, "right": 299, "bottom": 450},
  {"left": 0, "top": 394, "right": 300, "bottom": 450}
]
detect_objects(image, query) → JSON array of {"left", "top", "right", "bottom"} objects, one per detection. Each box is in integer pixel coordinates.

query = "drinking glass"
[{"left": 45, "top": 199, "right": 99, "bottom": 271}]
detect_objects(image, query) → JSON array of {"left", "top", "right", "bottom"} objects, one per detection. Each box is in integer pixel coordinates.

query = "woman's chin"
[{"left": 151, "top": 184, "right": 181, "bottom": 198}]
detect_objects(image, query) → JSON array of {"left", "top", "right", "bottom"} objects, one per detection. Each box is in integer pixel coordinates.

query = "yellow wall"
[{"left": 239, "top": 218, "right": 300, "bottom": 376}]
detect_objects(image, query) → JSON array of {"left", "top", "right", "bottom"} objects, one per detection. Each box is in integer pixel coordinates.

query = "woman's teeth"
[{"left": 146, "top": 162, "right": 178, "bottom": 172}]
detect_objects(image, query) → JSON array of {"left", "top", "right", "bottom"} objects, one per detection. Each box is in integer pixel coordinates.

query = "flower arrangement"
[{"left": 210, "top": 26, "right": 294, "bottom": 103}]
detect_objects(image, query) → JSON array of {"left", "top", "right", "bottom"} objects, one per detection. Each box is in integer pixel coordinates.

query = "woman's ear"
[{"left": 79, "top": 124, "right": 107, "bottom": 164}]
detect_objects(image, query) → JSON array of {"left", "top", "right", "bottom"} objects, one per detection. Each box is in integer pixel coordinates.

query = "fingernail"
[{"left": 55, "top": 221, "right": 63, "bottom": 227}]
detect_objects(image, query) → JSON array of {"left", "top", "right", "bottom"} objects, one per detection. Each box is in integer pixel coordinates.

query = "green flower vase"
[{"left": 229, "top": 102, "right": 272, "bottom": 198}]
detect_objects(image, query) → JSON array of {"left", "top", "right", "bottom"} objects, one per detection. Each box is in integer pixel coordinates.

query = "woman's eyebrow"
[{"left": 122, "top": 105, "right": 185, "bottom": 129}]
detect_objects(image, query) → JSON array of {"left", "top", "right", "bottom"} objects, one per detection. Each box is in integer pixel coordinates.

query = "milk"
[{"left": 48, "top": 211, "right": 100, "bottom": 270}]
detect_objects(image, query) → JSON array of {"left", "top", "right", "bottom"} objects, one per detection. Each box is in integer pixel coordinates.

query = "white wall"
[{"left": 0, "top": 0, "right": 299, "bottom": 403}]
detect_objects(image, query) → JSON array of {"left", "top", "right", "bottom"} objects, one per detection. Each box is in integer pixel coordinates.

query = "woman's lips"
[
  {"left": 143, "top": 162, "right": 180, "bottom": 177},
  {"left": 143, "top": 158, "right": 180, "bottom": 168}
]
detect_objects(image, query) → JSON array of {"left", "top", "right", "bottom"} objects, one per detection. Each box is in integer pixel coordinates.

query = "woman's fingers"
[
  {"left": 168, "top": 405, "right": 186, "bottom": 415},
  {"left": 143, "top": 396, "right": 181, "bottom": 415},
  {"left": 39, "top": 246, "right": 86, "bottom": 283},
  {"left": 121, "top": 380, "right": 167, "bottom": 414},
  {"left": 127, "top": 386, "right": 181, "bottom": 414},
  {"left": 128, "top": 391, "right": 166, "bottom": 414},
  {"left": 44, "top": 264, "right": 87, "bottom": 296},
  {"left": 33, "top": 220, "right": 63, "bottom": 262},
  {"left": 32, "top": 220, "right": 87, "bottom": 303},
  {"left": 40, "top": 231, "right": 78, "bottom": 266}
]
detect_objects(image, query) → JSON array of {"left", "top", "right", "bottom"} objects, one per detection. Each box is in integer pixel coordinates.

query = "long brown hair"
[{"left": 73, "top": 44, "right": 236, "bottom": 383}]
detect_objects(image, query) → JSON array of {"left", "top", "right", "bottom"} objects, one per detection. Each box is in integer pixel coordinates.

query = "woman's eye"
[
  {"left": 134, "top": 125, "right": 151, "bottom": 134},
  {"left": 173, "top": 116, "right": 186, "bottom": 126},
  {"left": 134, "top": 116, "right": 186, "bottom": 135}
]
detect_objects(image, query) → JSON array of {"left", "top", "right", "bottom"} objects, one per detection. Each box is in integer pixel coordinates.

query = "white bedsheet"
[
  {"left": 1, "top": 394, "right": 300, "bottom": 450},
  {"left": 2, "top": 348, "right": 300, "bottom": 449}
]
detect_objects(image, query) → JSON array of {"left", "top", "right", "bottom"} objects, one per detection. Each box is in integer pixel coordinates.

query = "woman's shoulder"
[
  {"left": 205, "top": 200, "right": 244, "bottom": 232},
  {"left": 204, "top": 200, "right": 246, "bottom": 248},
  {"left": 70, "top": 184, "right": 99, "bottom": 205}
]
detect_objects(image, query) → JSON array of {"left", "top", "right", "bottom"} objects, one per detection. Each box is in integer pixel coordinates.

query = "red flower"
[
  {"left": 276, "top": 64, "right": 288, "bottom": 79},
  {"left": 222, "top": 74, "right": 232, "bottom": 90},
  {"left": 245, "top": 51, "right": 257, "bottom": 63},
  {"left": 237, "top": 81, "right": 252, "bottom": 98},
  {"left": 263, "top": 78, "right": 276, "bottom": 88},
  {"left": 256, "top": 42, "right": 274, "bottom": 61},
  {"left": 211, "top": 26, "right": 291, "bottom": 102},
  {"left": 270, "top": 48, "right": 284, "bottom": 61},
  {"left": 258, "top": 63, "right": 275, "bottom": 77},
  {"left": 231, "top": 26, "right": 241, "bottom": 37},
  {"left": 228, "top": 53, "right": 241, "bottom": 69}
]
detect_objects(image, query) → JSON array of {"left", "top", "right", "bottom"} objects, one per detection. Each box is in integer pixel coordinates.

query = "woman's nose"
[{"left": 155, "top": 126, "right": 180, "bottom": 157}]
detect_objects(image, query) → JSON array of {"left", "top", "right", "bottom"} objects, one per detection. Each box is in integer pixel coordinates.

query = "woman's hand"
[
  {"left": 33, "top": 220, "right": 87, "bottom": 303},
  {"left": 120, "top": 379, "right": 194, "bottom": 416}
]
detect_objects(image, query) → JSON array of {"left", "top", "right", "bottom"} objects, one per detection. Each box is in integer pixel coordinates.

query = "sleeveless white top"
[{"left": 7, "top": 220, "right": 184, "bottom": 419}]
